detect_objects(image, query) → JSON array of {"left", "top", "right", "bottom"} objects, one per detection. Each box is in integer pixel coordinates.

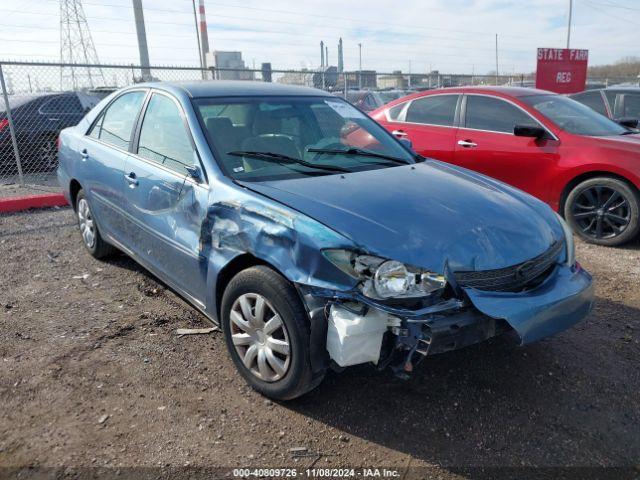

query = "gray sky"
[{"left": 0, "top": 0, "right": 638, "bottom": 74}]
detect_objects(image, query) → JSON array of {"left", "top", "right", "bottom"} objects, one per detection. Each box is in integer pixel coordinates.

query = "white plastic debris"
[
  {"left": 326, "top": 304, "right": 390, "bottom": 367},
  {"left": 175, "top": 327, "right": 218, "bottom": 336}
]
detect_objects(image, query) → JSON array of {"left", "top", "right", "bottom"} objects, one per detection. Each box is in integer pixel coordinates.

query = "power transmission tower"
[{"left": 59, "top": 0, "right": 106, "bottom": 90}]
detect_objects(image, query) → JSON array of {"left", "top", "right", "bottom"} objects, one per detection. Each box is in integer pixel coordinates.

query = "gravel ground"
[{"left": 0, "top": 207, "right": 638, "bottom": 479}]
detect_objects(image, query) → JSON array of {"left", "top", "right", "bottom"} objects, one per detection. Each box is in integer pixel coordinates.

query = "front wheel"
[
  {"left": 564, "top": 177, "right": 640, "bottom": 246},
  {"left": 221, "top": 266, "right": 323, "bottom": 400}
]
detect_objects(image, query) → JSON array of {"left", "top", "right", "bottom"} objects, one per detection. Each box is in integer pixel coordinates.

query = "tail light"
[
  {"left": 0, "top": 118, "right": 8, "bottom": 132},
  {"left": 56, "top": 136, "right": 61, "bottom": 151}
]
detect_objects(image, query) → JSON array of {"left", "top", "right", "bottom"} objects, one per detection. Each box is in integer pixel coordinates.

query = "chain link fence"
[{"left": 1, "top": 60, "right": 639, "bottom": 198}]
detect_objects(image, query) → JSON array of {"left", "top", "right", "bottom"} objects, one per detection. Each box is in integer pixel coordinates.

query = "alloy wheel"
[
  {"left": 77, "top": 198, "right": 96, "bottom": 249},
  {"left": 40, "top": 139, "right": 57, "bottom": 171},
  {"left": 229, "top": 293, "right": 291, "bottom": 382},
  {"left": 570, "top": 185, "right": 631, "bottom": 240}
]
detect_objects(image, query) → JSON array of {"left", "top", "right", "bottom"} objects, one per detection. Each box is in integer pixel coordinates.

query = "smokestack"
[
  {"left": 338, "top": 38, "right": 344, "bottom": 73},
  {"left": 320, "top": 41, "right": 324, "bottom": 69},
  {"left": 198, "top": 0, "right": 211, "bottom": 69},
  {"left": 325, "top": 46, "right": 329, "bottom": 67}
]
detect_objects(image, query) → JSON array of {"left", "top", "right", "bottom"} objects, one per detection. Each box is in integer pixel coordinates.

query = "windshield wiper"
[
  {"left": 306, "top": 147, "right": 411, "bottom": 165},
  {"left": 620, "top": 130, "right": 637, "bottom": 135},
  {"left": 227, "top": 151, "right": 351, "bottom": 173}
]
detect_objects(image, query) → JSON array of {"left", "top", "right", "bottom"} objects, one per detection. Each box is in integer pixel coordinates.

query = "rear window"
[
  {"left": 1, "top": 95, "right": 38, "bottom": 112},
  {"left": 406, "top": 95, "right": 458, "bottom": 126}
]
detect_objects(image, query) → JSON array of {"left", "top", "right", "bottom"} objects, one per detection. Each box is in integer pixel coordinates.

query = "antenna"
[{"left": 59, "top": 0, "right": 106, "bottom": 90}]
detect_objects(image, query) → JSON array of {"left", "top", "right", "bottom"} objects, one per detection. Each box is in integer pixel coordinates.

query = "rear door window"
[
  {"left": 89, "top": 91, "right": 146, "bottom": 150},
  {"left": 464, "top": 95, "right": 539, "bottom": 133},
  {"left": 40, "top": 95, "right": 82, "bottom": 115},
  {"left": 405, "top": 95, "right": 458, "bottom": 126}
]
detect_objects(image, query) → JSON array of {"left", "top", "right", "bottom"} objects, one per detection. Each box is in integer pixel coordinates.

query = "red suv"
[{"left": 371, "top": 87, "right": 640, "bottom": 246}]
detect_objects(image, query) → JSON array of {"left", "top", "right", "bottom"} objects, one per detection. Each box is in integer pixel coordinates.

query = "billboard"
[{"left": 535, "top": 48, "right": 589, "bottom": 94}]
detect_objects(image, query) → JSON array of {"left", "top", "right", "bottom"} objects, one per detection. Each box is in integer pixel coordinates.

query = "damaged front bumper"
[{"left": 298, "top": 262, "right": 594, "bottom": 378}]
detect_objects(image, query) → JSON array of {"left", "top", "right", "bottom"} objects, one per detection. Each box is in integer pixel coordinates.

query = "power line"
[
  {"left": 582, "top": 0, "right": 640, "bottom": 26},
  {"left": 0, "top": 9, "right": 538, "bottom": 58},
  {"left": 584, "top": 0, "right": 640, "bottom": 11},
  {"left": 28, "top": 0, "right": 535, "bottom": 40}
]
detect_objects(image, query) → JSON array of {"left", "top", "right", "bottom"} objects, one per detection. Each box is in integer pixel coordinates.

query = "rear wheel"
[
  {"left": 564, "top": 177, "right": 639, "bottom": 246},
  {"left": 75, "top": 189, "right": 116, "bottom": 259},
  {"left": 221, "top": 266, "right": 323, "bottom": 400}
]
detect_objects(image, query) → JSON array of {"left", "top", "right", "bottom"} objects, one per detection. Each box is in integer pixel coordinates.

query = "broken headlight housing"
[{"left": 322, "top": 249, "right": 446, "bottom": 300}]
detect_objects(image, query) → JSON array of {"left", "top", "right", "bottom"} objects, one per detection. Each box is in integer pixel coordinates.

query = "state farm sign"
[{"left": 535, "top": 48, "right": 589, "bottom": 94}]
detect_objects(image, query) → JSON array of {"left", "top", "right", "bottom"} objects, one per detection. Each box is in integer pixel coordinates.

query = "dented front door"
[
  {"left": 121, "top": 155, "right": 209, "bottom": 303},
  {"left": 121, "top": 91, "right": 210, "bottom": 304}
]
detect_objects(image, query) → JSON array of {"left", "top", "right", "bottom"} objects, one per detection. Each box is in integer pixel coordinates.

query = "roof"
[
  {"left": 457, "top": 86, "right": 554, "bottom": 97},
  {"left": 144, "top": 80, "right": 332, "bottom": 98},
  {"left": 604, "top": 86, "right": 640, "bottom": 92}
]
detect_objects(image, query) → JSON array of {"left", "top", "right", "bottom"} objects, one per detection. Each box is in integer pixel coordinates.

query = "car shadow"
[{"left": 284, "top": 297, "right": 639, "bottom": 475}]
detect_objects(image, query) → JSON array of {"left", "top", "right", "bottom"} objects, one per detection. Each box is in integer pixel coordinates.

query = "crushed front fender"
[{"left": 464, "top": 263, "right": 594, "bottom": 345}]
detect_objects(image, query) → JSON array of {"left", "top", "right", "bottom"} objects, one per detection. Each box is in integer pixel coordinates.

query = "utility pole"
[
  {"left": 132, "top": 0, "right": 151, "bottom": 81},
  {"left": 191, "top": 0, "right": 204, "bottom": 78},
  {"left": 358, "top": 43, "right": 362, "bottom": 89},
  {"left": 495, "top": 34, "right": 499, "bottom": 85},
  {"left": 566, "top": 0, "right": 573, "bottom": 49}
]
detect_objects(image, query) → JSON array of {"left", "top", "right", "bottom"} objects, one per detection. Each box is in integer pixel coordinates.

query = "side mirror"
[
  {"left": 399, "top": 137, "right": 413, "bottom": 150},
  {"left": 185, "top": 165, "right": 202, "bottom": 181},
  {"left": 617, "top": 117, "right": 639, "bottom": 129},
  {"left": 514, "top": 124, "right": 548, "bottom": 139}
]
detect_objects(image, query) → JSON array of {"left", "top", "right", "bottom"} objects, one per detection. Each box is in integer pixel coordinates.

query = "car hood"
[
  {"left": 240, "top": 161, "right": 563, "bottom": 273},
  {"left": 590, "top": 133, "right": 640, "bottom": 150}
]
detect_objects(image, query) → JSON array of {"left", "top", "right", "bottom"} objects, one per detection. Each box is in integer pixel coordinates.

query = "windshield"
[
  {"left": 521, "top": 94, "right": 627, "bottom": 136},
  {"left": 194, "top": 96, "right": 414, "bottom": 181}
]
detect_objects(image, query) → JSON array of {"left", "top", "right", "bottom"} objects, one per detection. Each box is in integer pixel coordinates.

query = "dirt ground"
[{"left": 0, "top": 207, "right": 638, "bottom": 479}]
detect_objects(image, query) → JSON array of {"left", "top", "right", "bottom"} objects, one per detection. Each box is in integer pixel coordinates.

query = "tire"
[
  {"left": 221, "top": 266, "right": 324, "bottom": 400},
  {"left": 75, "top": 189, "right": 116, "bottom": 259},
  {"left": 564, "top": 177, "right": 640, "bottom": 247}
]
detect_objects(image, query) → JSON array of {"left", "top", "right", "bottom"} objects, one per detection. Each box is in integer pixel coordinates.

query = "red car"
[{"left": 371, "top": 87, "right": 640, "bottom": 246}]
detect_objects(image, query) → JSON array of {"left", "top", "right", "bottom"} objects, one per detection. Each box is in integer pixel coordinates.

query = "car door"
[
  {"left": 382, "top": 94, "right": 460, "bottom": 162},
  {"left": 123, "top": 91, "right": 210, "bottom": 304},
  {"left": 453, "top": 94, "right": 560, "bottom": 200},
  {"left": 81, "top": 89, "right": 148, "bottom": 241}
]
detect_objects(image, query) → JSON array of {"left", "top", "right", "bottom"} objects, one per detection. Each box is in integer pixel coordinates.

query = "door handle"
[
  {"left": 80, "top": 149, "right": 89, "bottom": 161},
  {"left": 457, "top": 140, "right": 478, "bottom": 148},
  {"left": 48, "top": 117, "right": 60, "bottom": 122},
  {"left": 124, "top": 172, "right": 139, "bottom": 187},
  {"left": 392, "top": 130, "right": 408, "bottom": 137}
]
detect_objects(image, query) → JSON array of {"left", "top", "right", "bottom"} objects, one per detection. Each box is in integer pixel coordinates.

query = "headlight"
[
  {"left": 322, "top": 249, "right": 446, "bottom": 299},
  {"left": 373, "top": 260, "right": 410, "bottom": 297},
  {"left": 555, "top": 212, "right": 575, "bottom": 267}
]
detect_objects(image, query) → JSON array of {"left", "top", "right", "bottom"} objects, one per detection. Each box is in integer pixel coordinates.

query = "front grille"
[{"left": 454, "top": 240, "right": 564, "bottom": 292}]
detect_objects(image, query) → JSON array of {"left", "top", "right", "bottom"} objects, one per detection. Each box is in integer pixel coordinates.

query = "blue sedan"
[{"left": 57, "top": 81, "right": 593, "bottom": 400}]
